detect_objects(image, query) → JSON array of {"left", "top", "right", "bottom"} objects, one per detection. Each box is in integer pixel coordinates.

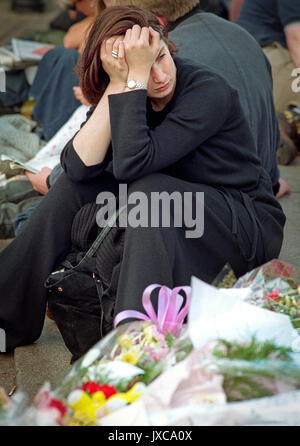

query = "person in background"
[
  {"left": 236, "top": 0, "right": 300, "bottom": 113},
  {"left": 29, "top": 0, "right": 108, "bottom": 141},
  {"left": 228, "top": 0, "right": 244, "bottom": 22}
]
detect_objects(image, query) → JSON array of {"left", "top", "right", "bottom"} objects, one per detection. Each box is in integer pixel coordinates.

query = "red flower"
[
  {"left": 80, "top": 382, "right": 117, "bottom": 398},
  {"left": 48, "top": 398, "right": 67, "bottom": 417},
  {"left": 35, "top": 391, "right": 67, "bottom": 425},
  {"left": 97, "top": 384, "right": 117, "bottom": 399},
  {"left": 266, "top": 289, "right": 281, "bottom": 302},
  {"left": 81, "top": 381, "right": 103, "bottom": 395}
]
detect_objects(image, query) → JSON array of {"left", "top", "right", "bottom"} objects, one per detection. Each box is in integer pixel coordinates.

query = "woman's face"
[{"left": 147, "top": 41, "right": 177, "bottom": 111}]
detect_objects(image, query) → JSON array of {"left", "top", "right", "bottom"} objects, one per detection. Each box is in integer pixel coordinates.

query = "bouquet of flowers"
[
  {"left": 208, "top": 337, "right": 300, "bottom": 401},
  {"left": 233, "top": 259, "right": 300, "bottom": 328},
  {"left": 9, "top": 284, "right": 192, "bottom": 426},
  {"left": 138, "top": 336, "right": 300, "bottom": 427}
]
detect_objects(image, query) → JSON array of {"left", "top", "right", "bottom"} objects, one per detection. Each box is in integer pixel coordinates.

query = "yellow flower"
[
  {"left": 125, "top": 382, "right": 147, "bottom": 403},
  {"left": 91, "top": 391, "right": 106, "bottom": 404},
  {"left": 143, "top": 325, "right": 156, "bottom": 344},
  {"left": 68, "top": 411, "right": 98, "bottom": 426},
  {"left": 67, "top": 389, "right": 105, "bottom": 420},
  {"left": 120, "top": 349, "right": 140, "bottom": 365},
  {"left": 118, "top": 334, "right": 134, "bottom": 350}
]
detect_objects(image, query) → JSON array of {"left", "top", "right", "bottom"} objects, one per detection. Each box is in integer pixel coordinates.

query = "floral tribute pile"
[
  {"left": 234, "top": 259, "right": 300, "bottom": 328},
  {"left": 1, "top": 260, "right": 300, "bottom": 426}
]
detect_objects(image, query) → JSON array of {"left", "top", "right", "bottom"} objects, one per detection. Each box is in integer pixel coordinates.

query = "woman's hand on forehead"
[
  {"left": 100, "top": 35, "right": 128, "bottom": 86},
  {"left": 123, "top": 25, "right": 161, "bottom": 79}
]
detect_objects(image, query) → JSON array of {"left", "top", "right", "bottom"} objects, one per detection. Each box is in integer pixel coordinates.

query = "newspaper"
[
  {"left": 0, "top": 39, "right": 54, "bottom": 69},
  {"left": 11, "top": 38, "right": 54, "bottom": 61}
]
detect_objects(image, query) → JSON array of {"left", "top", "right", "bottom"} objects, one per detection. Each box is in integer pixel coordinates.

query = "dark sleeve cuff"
[
  {"left": 46, "top": 174, "right": 51, "bottom": 190},
  {"left": 272, "top": 181, "right": 280, "bottom": 196}
]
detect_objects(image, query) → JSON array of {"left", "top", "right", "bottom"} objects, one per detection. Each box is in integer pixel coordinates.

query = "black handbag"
[{"left": 45, "top": 206, "right": 125, "bottom": 363}]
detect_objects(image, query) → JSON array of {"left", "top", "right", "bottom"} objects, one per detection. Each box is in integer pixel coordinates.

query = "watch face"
[{"left": 128, "top": 80, "right": 136, "bottom": 89}]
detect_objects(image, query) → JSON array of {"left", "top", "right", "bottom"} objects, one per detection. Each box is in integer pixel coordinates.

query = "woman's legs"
[
  {"left": 113, "top": 173, "right": 257, "bottom": 318},
  {"left": 0, "top": 171, "right": 118, "bottom": 352}
]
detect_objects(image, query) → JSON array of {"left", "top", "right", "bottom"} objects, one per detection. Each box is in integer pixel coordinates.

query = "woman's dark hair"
[{"left": 76, "top": 5, "right": 178, "bottom": 106}]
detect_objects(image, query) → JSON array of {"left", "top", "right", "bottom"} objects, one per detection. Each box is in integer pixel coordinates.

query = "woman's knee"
[{"left": 128, "top": 173, "right": 179, "bottom": 195}]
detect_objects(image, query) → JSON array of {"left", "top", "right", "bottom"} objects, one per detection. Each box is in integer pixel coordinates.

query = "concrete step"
[{"left": 13, "top": 317, "right": 72, "bottom": 402}]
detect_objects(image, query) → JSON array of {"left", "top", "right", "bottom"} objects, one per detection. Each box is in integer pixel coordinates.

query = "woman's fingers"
[
  {"left": 131, "top": 24, "right": 142, "bottom": 42},
  {"left": 100, "top": 35, "right": 129, "bottom": 85},
  {"left": 149, "top": 26, "right": 161, "bottom": 50},
  {"left": 124, "top": 28, "right": 132, "bottom": 46},
  {"left": 112, "top": 36, "right": 123, "bottom": 56},
  {"left": 140, "top": 26, "right": 150, "bottom": 45},
  {"left": 105, "top": 37, "right": 114, "bottom": 56},
  {"left": 118, "top": 40, "right": 125, "bottom": 60}
]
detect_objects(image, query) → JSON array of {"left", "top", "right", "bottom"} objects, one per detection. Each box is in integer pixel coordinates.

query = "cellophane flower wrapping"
[
  {"left": 233, "top": 259, "right": 300, "bottom": 328},
  {"left": 135, "top": 274, "right": 300, "bottom": 426},
  {"left": 5, "top": 320, "right": 192, "bottom": 426},
  {"left": 134, "top": 338, "right": 300, "bottom": 426},
  {"left": 0, "top": 386, "right": 30, "bottom": 426}
]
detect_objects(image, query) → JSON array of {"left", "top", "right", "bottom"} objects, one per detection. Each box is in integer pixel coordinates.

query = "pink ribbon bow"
[{"left": 114, "top": 284, "right": 191, "bottom": 335}]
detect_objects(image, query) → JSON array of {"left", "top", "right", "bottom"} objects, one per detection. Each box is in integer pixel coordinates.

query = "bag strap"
[{"left": 77, "top": 205, "right": 127, "bottom": 267}]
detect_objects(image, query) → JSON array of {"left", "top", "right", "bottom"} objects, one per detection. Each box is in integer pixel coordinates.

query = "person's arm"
[
  {"left": 285, "top": 23, "right": 300, "bottom": 67},
  {"left": 63, "top": 15, "right": 95, "bottom": 49},
  {"left": 60, "top": 36, "right": 128, "bottom": 182},
  {"left": 109, "top": 73, "right": 231, "bottom": 182},
  {"left": 229, "top": 0, "right": 244, "bottom": 22},
  {"left": 72, "top": 36, "right": 127, "bottom": 166},
  {"left": 73, "top": 86, "right": 91, "bottom": 106}
]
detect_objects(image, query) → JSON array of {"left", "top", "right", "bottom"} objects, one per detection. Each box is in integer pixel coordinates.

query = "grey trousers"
[{"left": 0, "top": 177, "right": 41, "bottom": 238}]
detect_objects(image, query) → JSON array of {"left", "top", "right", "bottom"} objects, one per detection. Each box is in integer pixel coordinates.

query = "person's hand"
[
  {"left": 25, "top": 167, "right": 52, "bottom": 195},
  {"left": 73, "top": 86, "right": 91, "bottom": 106},
  {"left": 100, "top": 36, "right": 129, "bottom": 88},
  {"left": 123, "top": 25, "right": 161, "bottom": 83},
  {"left": 276, "top": 177, "right": 291, "bottom": 199}
]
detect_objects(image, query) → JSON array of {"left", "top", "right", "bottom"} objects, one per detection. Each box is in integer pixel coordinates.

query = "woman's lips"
[{"left": 155, "top": 82, "right": 170, "bottom": 92}]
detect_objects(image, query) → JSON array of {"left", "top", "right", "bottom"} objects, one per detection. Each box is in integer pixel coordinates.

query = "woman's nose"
[{"left": 151, "top": 64, "right": 167, "bottom": 83}]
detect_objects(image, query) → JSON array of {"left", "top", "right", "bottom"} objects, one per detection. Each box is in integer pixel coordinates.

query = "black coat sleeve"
[{"left": 108, "top": 73, "right": 231, "bottom": 182}]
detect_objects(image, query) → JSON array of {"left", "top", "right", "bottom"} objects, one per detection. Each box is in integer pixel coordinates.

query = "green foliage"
[{"left": 213, "top": 337, "right": 292, "bottom": 361}]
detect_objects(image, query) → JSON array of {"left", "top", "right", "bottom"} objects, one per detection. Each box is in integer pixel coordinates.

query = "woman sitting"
[{"left": 0, "top": 6, "right": 285, "bottom": 352}]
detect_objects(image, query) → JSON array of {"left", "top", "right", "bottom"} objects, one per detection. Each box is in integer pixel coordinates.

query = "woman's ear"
[{"left": 157, "top": 16, "right": 169, "bottom": 29}]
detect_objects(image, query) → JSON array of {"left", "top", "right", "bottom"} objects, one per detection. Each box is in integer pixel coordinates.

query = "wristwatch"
[{"left": 125, "top": 79, "right": 147, "bottom": 90}]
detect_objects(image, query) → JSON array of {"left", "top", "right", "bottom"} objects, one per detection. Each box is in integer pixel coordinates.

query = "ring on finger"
[{"left": 111, "top": 50, "right": 118, "bottom": 59}]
